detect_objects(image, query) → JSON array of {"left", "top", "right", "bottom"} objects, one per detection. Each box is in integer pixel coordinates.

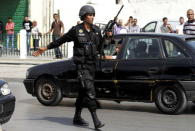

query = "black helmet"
[{"left": 79, "top": 5, "right": 95, "bottom": 20}]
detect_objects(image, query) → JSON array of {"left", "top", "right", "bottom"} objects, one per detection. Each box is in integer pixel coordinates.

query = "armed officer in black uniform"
[{"left": 33, "top": 5, "right": 106, "bottom": 129}]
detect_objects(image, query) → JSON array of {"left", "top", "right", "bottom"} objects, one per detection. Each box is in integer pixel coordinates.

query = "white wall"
[
  {"left": 30, "top": 0, "right": 195, "bottom": 32},
  {"left": 30, "top": 0, "right": 54, "bottom": 33},
  {"left": 29, "top": 0, "right": 195, "bottom": 58}
]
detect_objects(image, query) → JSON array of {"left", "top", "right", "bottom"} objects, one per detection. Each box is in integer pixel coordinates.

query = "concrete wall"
[
  {"left": 30, "top": 0, "right": 54, "bottom": 33},
  {"left": 29, "top": 0, "right": 195, "bottom": 32},
  {"left": 28, "top": 0, "right": 195, "bottom": 58}
]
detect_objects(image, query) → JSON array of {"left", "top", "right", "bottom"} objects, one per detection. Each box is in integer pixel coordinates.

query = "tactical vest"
[{"left": 73, "top": 25, "right": 100, "bottom": 64}]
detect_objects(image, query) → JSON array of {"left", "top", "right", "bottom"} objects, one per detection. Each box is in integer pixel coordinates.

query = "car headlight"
[{"left": 0, "top": 83, "right": 11, "bottom": 96}]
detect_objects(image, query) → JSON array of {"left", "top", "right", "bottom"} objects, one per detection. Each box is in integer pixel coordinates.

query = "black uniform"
[{"left": 47, "top": 23, "right": 102, "bottom": 111}]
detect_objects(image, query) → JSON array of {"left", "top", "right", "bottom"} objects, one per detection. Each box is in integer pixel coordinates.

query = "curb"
[
  {"left": 0, "top": 62, "right": 38, "bottom": 65},
  {"left": 1, "top": 78, "right": 24, "bottom": 83}
]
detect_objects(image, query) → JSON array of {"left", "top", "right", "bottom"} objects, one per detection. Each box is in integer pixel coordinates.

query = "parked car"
[
  {"left": 141, "top": 20, "right": 178, "bottom": 33},
  {"left": 24, "top": 33, "right": 195, "bottom": 115},
  {"left": 0, "top": 80, "right": 15, "bottom": 124}
]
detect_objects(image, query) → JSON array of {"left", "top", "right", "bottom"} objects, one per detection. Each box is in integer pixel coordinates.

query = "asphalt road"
[{"left": 2, "top": 81, "right": 195, "bottom": 131}]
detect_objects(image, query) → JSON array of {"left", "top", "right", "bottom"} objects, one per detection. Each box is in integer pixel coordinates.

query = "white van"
[{"left": 141, "top": 20, "right": 179, "bottom": 33}]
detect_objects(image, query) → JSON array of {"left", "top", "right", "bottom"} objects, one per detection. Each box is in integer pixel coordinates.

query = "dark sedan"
[
  {"left": 0, "top": 80, "right": 15, "bottom": 124},
  {"left": 24, "top": 33, "right": 195, "bottom": 114}
]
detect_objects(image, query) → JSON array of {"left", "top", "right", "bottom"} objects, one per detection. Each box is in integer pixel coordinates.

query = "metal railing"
[{"left": 0, "top": 33, "right": 69, "bottom": 58}]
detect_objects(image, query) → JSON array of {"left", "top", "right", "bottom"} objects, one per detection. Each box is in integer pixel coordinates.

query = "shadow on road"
[
  {"left": 20, "top": 98, "right": 195, "bottom": 115},
  {"left": 27, "top": 117, "right": 97, "bottom": 131}
]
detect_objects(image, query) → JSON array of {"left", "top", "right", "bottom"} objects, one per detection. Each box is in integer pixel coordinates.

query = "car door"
[
  {"left": 161, "top": 38, "right": 192, "bottom": 80},
  {"left": 115, "top": 36, "right": 164, "bottom": 100},
  {"left": 95, "top": 37, "right": 124, "bottom": 99},
  {"left": 141, "top": 21, "right": 157, "bottom": 32}
]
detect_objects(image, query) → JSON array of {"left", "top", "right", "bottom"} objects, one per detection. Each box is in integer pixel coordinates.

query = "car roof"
[{"left": 115, "top": 33, "right": 195, "bottom": 41}]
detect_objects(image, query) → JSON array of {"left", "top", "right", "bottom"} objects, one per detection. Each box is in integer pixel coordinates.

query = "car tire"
[
  {"left": 154, "top": 85, "right": 187, "bottom": 115},
  {"left": 0, "top": 115, "right": 12, "bottom": 124},
  {"left": 36, "top": 78, "right": 63, "bottom": 106}
]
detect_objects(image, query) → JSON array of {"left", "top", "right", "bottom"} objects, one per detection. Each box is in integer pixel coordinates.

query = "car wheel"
[
  {"left": 154, "top": 85, "right": 187, "bottom": 115},
  {"left": 0, "top": 115, "right": 12, "bottom": 124},
  {"left": 36, "top": 78, "right": 63, "bottom": 106}
]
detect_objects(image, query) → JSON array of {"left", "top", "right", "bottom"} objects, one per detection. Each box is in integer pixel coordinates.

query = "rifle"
[
  {"left": 100, "top": 5, "right": 124, "bottom": 59},
  {"left": 102, "top": 5, "right": 124, "bottom": 36}
]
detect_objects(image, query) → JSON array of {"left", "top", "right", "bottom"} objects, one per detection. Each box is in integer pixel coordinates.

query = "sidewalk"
[
  {"left": 0, "top": 56, "right": 68, "bottom": 65},
  {"left": 0, "top": 56, "right": 69, "bottom": 82}
]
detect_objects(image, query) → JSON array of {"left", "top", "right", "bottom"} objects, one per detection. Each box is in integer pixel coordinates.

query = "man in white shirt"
[
  {"left": 129, "top": 18, "right": 140, "bottom": 33},
  {"left": 176, "top": 17, "right": 184, "bottom": 34}
]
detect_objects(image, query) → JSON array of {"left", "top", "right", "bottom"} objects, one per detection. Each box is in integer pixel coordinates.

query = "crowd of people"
[
  {"left": 0, "top": 14, "right": 64, "bottom": 59},
  {"left": 113, "top": 9, "right": 195, "bottom": 36},
  {"left": 113, "top": 16, "right": 140, "bottom": 34},
  {"left": 0, "top": 8, "right": 195, "bottom": 57}
]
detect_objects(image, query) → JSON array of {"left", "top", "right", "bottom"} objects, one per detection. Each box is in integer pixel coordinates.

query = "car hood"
[{"left": 26, "top": 59, "right": 76, "bottom": 79}]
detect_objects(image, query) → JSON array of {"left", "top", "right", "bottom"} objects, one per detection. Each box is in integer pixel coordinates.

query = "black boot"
[
  {"left": 73, "top": 109, "right": 89, "bottom": 126},
  {"left": 90, "top": 110, "right": 105, "bottom": 129}
]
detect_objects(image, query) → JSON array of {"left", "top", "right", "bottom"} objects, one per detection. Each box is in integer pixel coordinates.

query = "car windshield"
[{"left": 186, "top": 39, "right": 195, "bottom": 51}]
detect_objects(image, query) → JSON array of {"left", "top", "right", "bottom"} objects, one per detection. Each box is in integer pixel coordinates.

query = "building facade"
[{"left": 0, "top": 0, "right": 28, "bottom": 33}]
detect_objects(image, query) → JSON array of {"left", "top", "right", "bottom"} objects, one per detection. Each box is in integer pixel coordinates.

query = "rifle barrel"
[{"left": 114, "top": 5, "right": 124, "bottom": 21}]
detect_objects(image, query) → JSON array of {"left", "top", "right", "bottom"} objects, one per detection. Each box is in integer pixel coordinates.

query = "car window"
[
  {"left": 143, "top": 22, "right": 156, "bottom": 32},
  {"left": 104, "top": 38, "right": 123, "bottom": 56},
  {"left": 123, "top": 37, "right": 161, "bottom": 59},
  {"left": 186, "top": 39, "right": 195, "bottom": 52},
  {"left": 163, "top": 39, "right": 186, "bottom": 58}
]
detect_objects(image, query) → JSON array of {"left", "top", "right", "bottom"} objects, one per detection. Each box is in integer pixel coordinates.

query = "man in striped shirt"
[{"left": 183, "top": 9, "right": 195, "bottom": 35}]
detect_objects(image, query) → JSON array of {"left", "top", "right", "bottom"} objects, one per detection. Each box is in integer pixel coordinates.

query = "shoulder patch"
[{"left": 79, "top": 29, "right": 83, "bottom": 33}]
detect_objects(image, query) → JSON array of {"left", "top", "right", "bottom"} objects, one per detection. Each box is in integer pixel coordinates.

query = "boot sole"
[{"left": 73, "top": 122, "right": 89, "bottom": 127}]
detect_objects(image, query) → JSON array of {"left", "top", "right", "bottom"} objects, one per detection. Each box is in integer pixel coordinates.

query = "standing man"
[
  {"left": 125, "top": 16, "right": 133, "bottom": 32},
  {"left": 46, "top": 14, "right": 64, "bottom": 59},
  {"left": 113, "top": 19, "right": 127, "bottom": 35},
  {"left": 0, "top": 20, "right": 3, "bottom": 43},
  {"left": 176, "top": 17, "right": 184, "bottom": 34},
  {"left": 160, "top": 17, "right": 173, "bottom": 33},
  {"left": 129, "top": 18, "right": 140, "bottom": 33},
  {"left": 6, "top": 17, "right": 15, "bottom": 50},
  {"left": 183, "top": 9, "right": 195, "bottom": 35},
  {"left": 23, "top": 16, "right": 32, "bottom": 53},
  {"left": 33, "top": 5, "right": 106, "bottom": 129}
]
